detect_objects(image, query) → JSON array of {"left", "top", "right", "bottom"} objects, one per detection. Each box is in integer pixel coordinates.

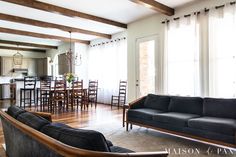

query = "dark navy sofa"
[
  {"left": 1, "top": 106, "right": 168, "bottom": 157},
  {"left": 126, "top": 94, "right": 236, "bottom": 147}
]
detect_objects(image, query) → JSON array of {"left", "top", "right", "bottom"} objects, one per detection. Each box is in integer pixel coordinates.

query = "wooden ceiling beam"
[
  {"left": 130, "top": 0, "right": 174, "bottom": 16},
  {"left": 0, "top": 39, "right": 58, "bottom": 49},
  {"left": 0, "top": 27, "right": 90, "bottom": 45},
  {"left": 1, "top": 0, "right": 127, "bottom": 28},
  {"left": 0, "top": 13, "right": 111, "bottom": 39},
  {"left": 0, "top": 45, "right": 46, "bottom": 53}
]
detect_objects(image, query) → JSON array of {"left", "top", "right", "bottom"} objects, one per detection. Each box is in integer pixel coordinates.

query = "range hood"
[{"left": 12, "top": 68, "right": 28, "bottom": 73}]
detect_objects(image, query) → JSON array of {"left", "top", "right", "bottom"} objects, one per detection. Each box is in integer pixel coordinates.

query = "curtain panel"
[
  {"left": 165, "top": 4, "right": 236, "bottom": 98},
  {"left": 165, "top": 15, "right": 201, "bottom": 96},
  {"left": 88, "top": 39, "right": 127, "bottom": 104}
]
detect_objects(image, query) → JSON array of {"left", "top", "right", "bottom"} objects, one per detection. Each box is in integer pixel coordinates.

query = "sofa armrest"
[
  {"left": 129, "top": 96, "right": 146, "bottom": 109},
  {"left": 29, "top": 111, "right": 52, "bottom": 122}
]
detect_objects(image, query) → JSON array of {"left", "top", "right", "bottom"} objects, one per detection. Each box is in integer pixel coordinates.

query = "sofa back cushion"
[
  {"left": 41, "top": 124, "right": 110, "bottom": 152},
  {"left": 143, "top": 94, "right": 170, "bottom": 111},
  {"left": 168, "top": 96, "right": 203, "bottom": 115},
  {"left": 7, "top": 106, "right": 26, "bottom": 118},
  {"left": 203, "top": 98, "right": 236, "bottom": 119},
  {"left": 17, "top": 112, "right": 50, "bottom": 131}
]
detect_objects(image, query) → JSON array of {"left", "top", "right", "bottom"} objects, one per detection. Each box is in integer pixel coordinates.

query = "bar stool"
[
  {"left": 39, "top": 77, "right": 52, "bottom": 111},
  {"left": 20, "top": 76, "right": 37, "bottom": 108}
]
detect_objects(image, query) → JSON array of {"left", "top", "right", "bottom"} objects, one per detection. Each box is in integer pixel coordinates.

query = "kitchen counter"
[{"left": 0, "top": 83, "right": 15, "bottom": 85}]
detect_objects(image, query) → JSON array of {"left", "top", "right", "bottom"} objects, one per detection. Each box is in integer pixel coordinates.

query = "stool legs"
[{"left": 20, "top": 89, "right": 22, "bottom": 108}]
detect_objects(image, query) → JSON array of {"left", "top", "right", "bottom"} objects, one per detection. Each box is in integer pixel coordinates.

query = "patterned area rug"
[{"left": 86, "top": 123, "right": 236, "bottom": 157}]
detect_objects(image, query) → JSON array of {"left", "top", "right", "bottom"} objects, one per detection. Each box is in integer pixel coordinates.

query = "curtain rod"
[
  {"left": 161, "top": 1, "right": 236, "bottom": 24},
  {"left": 90, "top": 37, "right": 126, "bottom": 47}
]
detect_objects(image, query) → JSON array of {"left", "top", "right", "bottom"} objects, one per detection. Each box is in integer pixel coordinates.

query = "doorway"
[{"left": 136, "top": 35, "right": 158, "bottom": 98}]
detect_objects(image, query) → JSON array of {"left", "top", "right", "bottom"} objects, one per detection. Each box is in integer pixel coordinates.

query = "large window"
[
  {"left": 166, "top": 17, "right": 200, "bottom": 96},
  {"left": 88, "top": 38, "right": 127, "bottom": 103},
  {"left": 208, "top": 6, "right": 236, "bottom": 97},
  {"left": 165, "top": 4, "right": 236, "bottom": 98}
]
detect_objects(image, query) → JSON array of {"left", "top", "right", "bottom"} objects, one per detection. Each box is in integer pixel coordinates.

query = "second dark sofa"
[{"left": 126, "top": 94, "right": 236, "bottom": 147}]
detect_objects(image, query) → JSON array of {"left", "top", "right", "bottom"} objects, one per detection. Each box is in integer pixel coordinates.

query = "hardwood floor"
[{"left": 0, "top": 100, "right": 123, "bottom": 157}]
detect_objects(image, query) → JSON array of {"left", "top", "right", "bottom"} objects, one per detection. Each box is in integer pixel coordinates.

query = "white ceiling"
[
  {"left": 156, "top": 0, "right": 196, "bottom": 8},
  {"left": 0, "top": 0, "right": 196, "bottom": 49}
]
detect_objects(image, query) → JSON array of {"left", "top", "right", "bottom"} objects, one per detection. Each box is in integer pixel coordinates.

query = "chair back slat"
[
  {"left": 24, "top": 76, "right": 37, "bottom": 89},
  {"left": 119, "top": 81, "right": 127, "bottom": 98}
]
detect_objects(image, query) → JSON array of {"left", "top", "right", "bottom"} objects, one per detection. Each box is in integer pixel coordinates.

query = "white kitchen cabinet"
[
  {"left": 36, "top": 58, "right": 48, "bottom": 76},
  {"left": 1, "top": 57, "right": 13, "bottom": 76},
  {"left": 27, "top": 58, "right": 36, "bottom": 76}
]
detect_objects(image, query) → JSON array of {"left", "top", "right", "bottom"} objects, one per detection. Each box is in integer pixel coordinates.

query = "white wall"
[
  {"left": 0, "top": 49, "right": 46, "bottom": 58},
  {"left": 127, "top": 0, "right": 233, "bottom": 102},
  {"left": 46, "top": 42, "right": 74, "bottom": 76},
  {"left": 74, "top": 43, "right": 88, "bottom": 85}
]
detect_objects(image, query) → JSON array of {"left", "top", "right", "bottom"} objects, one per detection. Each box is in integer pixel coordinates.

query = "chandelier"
[
  {"left": 66, "top": 31, "right": 82, "bottom": 73},
  {"left": 13, "top": 45, "right": 23, "bottom": 65}
]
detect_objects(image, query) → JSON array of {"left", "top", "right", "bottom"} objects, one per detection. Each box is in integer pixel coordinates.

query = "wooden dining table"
[{"left": 36, "top": 87, "right": 88, "bottom": 112}]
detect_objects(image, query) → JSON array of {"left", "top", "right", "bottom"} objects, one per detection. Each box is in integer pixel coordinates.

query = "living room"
[{"left": 0, "top": 0, "right": 236, "bottom": 157}]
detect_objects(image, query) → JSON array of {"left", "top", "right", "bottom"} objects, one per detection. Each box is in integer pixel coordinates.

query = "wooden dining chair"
[
  {"left": 39, "top": 77, "right": 52, "bottom": 111},
  {"left": 87, "top": 80, "right": 98, "bottom": 108},
  {"left": 111, "top": 80, "right": 127, "bottom": 109},
  {"left": 70, "top": 80, "right": 83, "bottom": 110},
  {"left": 20, "top": 76, "right": 37, "bottom": 108},
  {"left": 49, "top": 79, "right": 67, "bottom": 112}
]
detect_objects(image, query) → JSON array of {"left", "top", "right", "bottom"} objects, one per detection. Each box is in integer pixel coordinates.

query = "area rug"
[{"left": 85, "top": 123, "right": 236, "bottom": 157}]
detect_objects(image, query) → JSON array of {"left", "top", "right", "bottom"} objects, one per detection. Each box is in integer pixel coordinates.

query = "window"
[
  {"left": 208, "top": 6, "right": 236, "bottom": 97},
  {"left": 88, "top": 38, "right": 127, "bottom": 103},
  {"left": 166, "top": 16, "right": 200, "bottom": 96}
]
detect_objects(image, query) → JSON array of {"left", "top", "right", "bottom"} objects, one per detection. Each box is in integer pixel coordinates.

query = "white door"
[{"left": 136, "top": 35, "right": 158, "bottom": 98}]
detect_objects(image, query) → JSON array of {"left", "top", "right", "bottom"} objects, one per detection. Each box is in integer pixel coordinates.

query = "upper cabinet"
[
  {"left": 0, "top": 57, "right": 47, "bottom": 76},
  {"left": 27, "top": 58, "right": 36, "bottom": 76},
  {"left": 0, "top": 57, "right": 14, "bottom": 76},
  {"left": 36, "top": 58, "right": 48, "bottom": 77}
]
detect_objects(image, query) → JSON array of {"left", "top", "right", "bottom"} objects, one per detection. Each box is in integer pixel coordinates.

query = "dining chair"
[
  {"left": 70, "top": 80, "right": 83, "bottom": 110},
  {"left": 87, "top": 80, "right": 98, "bottom": 108},
  {"left": 49, "top": 79, "right": 67, "bottom": 112},
  {"left": 111, "top": 80, "right": 127, "bottom": 109},
  {"left": 20, "top": 76, "right": 37, "bottom": 108}
]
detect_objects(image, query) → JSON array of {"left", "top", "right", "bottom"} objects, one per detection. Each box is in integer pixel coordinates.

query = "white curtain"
[
  {"left": 165, "top": 15, "right": 200, "bottom": 96},
  {"left": 88, "top": 39, "right": 127, "bottom": 104},
  {"left": 209, "top": 4, "right": 236, "bottom": 98}
]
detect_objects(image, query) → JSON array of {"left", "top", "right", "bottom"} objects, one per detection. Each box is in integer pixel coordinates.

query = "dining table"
[{"left": 36, "top": 87, "right": 88, "bottom": 112}]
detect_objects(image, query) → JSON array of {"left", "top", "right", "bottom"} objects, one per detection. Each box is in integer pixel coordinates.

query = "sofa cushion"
[
  {"left": 17, "top": 112, "right": 50, "bottom": 130},
  {"left": 168, "top": 96, "right": 203, "bottom": 115},
  {"left": 110, "top": 146, "right": 134, "bottom": 153},
  {"left": 127, "top": 108, "right": 164, "bottom": 120},
  {"left": 203, "top": 98, "right": 236, "bottom": 119},
  {"left": 188, "top": 117, "right": 236, "bottom": 136},
  {"left": 143, "top": 94, "right": 170, "bottom": 111},
  {"left": 153, "top": 112, "right": 200, "bottom": 127},
  {"left": 41, "top": 124, "right": 110, "bottom": 152},
  {"left": 7, "top": 106, "right": 26, "bottom": 118}
]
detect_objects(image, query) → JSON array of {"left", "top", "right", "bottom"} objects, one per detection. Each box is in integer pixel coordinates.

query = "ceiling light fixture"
[
  {"left": 13, "top": 45, "right": 23, "bottom": 65},
  {"left": 66, "top": 31, "right": 82, "bottom": 73}
]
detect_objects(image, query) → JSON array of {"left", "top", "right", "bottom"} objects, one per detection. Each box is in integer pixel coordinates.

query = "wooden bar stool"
[
  {"left": 20, "top": 76, "right": 37, "bottom": 108},
  {"left": 39, "top": 77, "right": 52, "bottom": 111}
]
